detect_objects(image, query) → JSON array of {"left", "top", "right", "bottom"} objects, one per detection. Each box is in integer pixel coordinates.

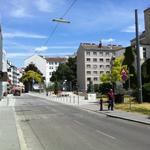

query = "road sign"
[{"left": 120, "top": 68, "right": 128, "bottom": 81}]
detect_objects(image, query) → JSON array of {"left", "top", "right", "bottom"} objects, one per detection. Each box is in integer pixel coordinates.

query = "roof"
[
  {"left": 131, "top": 31, "right": 150, "bottom": 45},
  {"left": 80, "top": 43, "right": 124, "bottom": 51},
  {"left": 45, "top": 57, "right": 66, "bottom": 62}
]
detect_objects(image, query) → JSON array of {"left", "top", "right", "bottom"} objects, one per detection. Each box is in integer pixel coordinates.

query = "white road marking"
[{"left": 96, "top": 129, "right": 116, "bottom": 140}]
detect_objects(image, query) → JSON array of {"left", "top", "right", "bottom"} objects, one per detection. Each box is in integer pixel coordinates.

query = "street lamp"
[{"left": 52, "top": 18, "right": 71, "bottom": 24}]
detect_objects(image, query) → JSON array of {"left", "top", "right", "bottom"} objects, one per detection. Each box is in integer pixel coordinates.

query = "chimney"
[{"left": 98, "top": 41, "right": 102, "bottom": 48}]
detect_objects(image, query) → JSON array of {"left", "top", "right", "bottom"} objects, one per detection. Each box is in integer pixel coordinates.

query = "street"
[{"left": 13, "top": 94, "right": 150, "bottom": 150}]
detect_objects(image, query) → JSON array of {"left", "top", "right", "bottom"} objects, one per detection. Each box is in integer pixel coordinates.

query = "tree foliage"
[
  {"left": 20, "top": 70, "right": 42, "bottom": 83},
  {"left": 100, "top": 56, "right": 126, "bottom": 83},
  {"left": 50, "top": 57, "right": 77, "bottom": 90},
  {"left": 20, "top": 63, "right": 44, "bottom": 92},
  {"left": 142, "top": 58, "right": 150, "bottom": 84},
  {"left": 24, "top": 63, "right": 42, "bottom": 75},
  {"left": 87, "top": 80, "right": 94, "bottom": 93},
  {"left": 122, "top": 46, "right": 137, "bottom": 89}
]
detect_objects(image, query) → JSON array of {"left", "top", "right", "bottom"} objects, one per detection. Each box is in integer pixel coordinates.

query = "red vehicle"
[{"left": 12, "top": 86, "right": 21, "bottom": 96}]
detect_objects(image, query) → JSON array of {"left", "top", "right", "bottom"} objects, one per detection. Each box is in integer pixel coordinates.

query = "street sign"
[
  {"left": 0, "top": 72, "right": 8, "bottom": 81},
  {"left": 120, "top": 68, "right": 128, "bottom": 81}
]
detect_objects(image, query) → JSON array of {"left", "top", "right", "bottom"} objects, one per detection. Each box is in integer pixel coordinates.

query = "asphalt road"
[{"left": 14, "top": 94, "right": 150, "bottom": 150}]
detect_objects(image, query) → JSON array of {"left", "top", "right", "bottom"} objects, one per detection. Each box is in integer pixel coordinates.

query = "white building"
[
  {"left": 0, "top": 25, "right": 7, "bottom": 97},
  {"left": 131, "top": 8, "right": 150, "bottom": 63},
  {"left": 77, "top": 43, "right": 125, "bottom": 91},
  {"left": 24, "top": 55, "right": 66, "bottom": 86}
]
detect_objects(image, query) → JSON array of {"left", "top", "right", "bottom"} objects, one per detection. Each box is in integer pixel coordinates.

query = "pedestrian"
[{"left": 107, "top": 89, "right": 114, "bottom": 111}]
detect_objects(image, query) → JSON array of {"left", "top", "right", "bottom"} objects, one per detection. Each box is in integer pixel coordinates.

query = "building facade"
[
  {"left": 24, "top": 55, "right": 66, "bottom": 86},
  {"left": 77, "top": 43, "right": 125, "bottom": 91},
  {"left": 131, "top": 8, "right": 150, "bottom": 63}
]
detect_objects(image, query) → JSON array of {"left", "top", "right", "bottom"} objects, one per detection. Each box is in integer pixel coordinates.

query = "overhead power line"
[{"left": 42, "top": 0, "right": 78, "bottom": 47}]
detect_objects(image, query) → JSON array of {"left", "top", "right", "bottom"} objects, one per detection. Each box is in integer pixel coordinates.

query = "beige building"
[
  {"left": 77, "top": 43, "right": 125, "bottom": 91},
  {"left": 131, "top": 8, "right": 150, "bottom": 62}
]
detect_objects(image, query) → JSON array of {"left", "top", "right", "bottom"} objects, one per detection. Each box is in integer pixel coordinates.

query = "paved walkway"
[
  {"left": 0, "top": 95, "right": 20, "bottom": 150},
  {"left": 29, "top": 92, "right": 150, "bottom": 125}
]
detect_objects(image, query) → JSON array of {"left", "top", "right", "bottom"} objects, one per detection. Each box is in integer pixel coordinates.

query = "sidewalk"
[
  {"left": 29, "top": 92, "right": 150, "bottom": 125},
  {"left": 0, "top": 96, "right": 20, "bottom": 150}
]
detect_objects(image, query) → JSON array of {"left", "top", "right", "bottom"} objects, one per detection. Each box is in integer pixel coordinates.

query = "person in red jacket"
[{"left": 107, "top": 89, "right": 114, "bottom": 110}]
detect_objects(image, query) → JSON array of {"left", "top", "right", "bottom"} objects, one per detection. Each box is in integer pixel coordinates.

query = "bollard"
[
  {"left": 73, "top": 96, "right": 75, "bottom": 104},
  {"left": 100, "top": 98, "right": 103, "bottom": 111}
]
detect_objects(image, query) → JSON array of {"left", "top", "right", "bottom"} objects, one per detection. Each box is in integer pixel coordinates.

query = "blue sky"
[{"left": 0, "top": 0, "right": 150, "bottom": 67}]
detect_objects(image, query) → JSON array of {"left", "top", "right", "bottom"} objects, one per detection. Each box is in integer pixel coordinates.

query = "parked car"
[{"left": 12, "top": 87, "right": 21, "bottom": 96}]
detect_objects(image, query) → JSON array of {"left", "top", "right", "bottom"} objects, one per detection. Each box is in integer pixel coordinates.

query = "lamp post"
[{"left": 135, "top": 9, "right": 143, "bottom": 103}]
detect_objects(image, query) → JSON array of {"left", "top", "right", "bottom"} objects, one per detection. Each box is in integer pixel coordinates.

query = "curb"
[
  {"left": 79, "top": 107, "right": 150, "bottom": 125},
  {"left": 28, "top": 93, "right": 150, "bottom": 126},
  {"left": 106, "top": 114, "right": 150, "bottom": 125}
]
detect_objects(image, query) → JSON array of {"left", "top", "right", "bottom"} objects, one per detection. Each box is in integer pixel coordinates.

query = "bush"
[
  {"left": 99, "top": 83, "right": 112, "bottom": 94},
  {"left": 143, "top": 83, "right": 150, "bottom": 102}
]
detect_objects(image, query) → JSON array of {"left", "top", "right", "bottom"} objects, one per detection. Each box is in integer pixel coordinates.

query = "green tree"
[
  {"left": 87, "top": 80, "right": 94, "bottom": 93},
  {"left": 122, "top": 46, "right": 137, "bottom": 89},
  {"left": 50, "top": 57, "right": 77, "bottom": 91},
  {"left": 20, "top": 70, "right": 43, "bottom": 91},
  {"left": 20, "top": 64, "right": 44, "bottom": 92},
  {"left": 100, "top": 56, "right": 126, "bottom": 83},
  {"left": 24, "top": 63, "right": 42, "bottom": 75}
]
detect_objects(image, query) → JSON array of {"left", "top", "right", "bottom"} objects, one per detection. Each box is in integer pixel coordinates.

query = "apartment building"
[
  {"left": 45, "top": 57, "right": 66, "bottom": 86},
  {"left": 131, "top": 8, "right": 150, "bottom": 62},
  {"left": 77, "top": 43, "right": 125, "bottom": 91},
  {"left": 24, "top": 55, "right": 66, "bottom": 86},
  {"left": 0, "top": 25, "right": 7, "bottom": 97}
]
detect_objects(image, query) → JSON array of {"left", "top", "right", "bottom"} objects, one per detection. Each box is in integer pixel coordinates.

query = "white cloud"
[
  {"left": 11, "top": 7, "right": 32, "bottom": 18},
  {"left": 7, "top": 52, "right": 33, "bottom": 58},
  {"left": 34, "top": 46, "right": 48, "bottom": 52},
  {"left": 35, "top": 0, "right": 52, "bottom": 12},
  {"left": 7, "top": 52, "right": 73, "bottom": 59},
  {"left": 122, "top": 25, "right": 144, "bottom": 33},
  {"left": 101, "top": 38, "right": 115, "bottom": 43},
  {"left": 4, "top": 31, "right": 47, "bottom": 39},
  {"left": 48, "top": 46, "right": 77, "bottom": 49},
  {"left": 34, "top": 0, "right": 65, "bottom": 13}
]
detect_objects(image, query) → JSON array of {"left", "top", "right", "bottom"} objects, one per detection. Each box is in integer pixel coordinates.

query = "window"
[
  {"left": 93, "top": 65, "right": 97, "bottom": 69},
  {"left": 99, "top": 58, "right": 103, "bottom": 62},
  {"left": 87, "top": 77, "right": 91, "bottom": 81},
  {"left": 99, "top": 52, "right": 103, "bottom": 56},
  {"left": 143, "top": 47, "right": 146, "bottom": 59},
  {"left": 49, "top": 72, "right": 52, "bottom": 75},
  {"left": 106, "top": 59, "right": 110, "bottom": 62},
  {"left": 87, "top": 64, "right": 91, "bottom": 68},
  {"left": 106, "top": 52, "right": 109, "bottom": 56},
  {"left": 87, "top": 58, "right": 90, "bottom": 62},
  {"left": 93, "top": 58, "right": 97, "bottom": 62},
  {"left": 106, "top": 65, "right": 110, "bottom": 69},
  {"left": 55, "top": 62, "right": 57, "bottom": 65},
  {"left": 87, "top": 71, "right": 91, "bottom": 74},
  {"left": 100, "top": 71, "right": 104, "bottom": 74},
  {"left": 93, "top": 71, "right": 97, "bottom": 74},
  {"left": 100, "top": 65, "right": 104, "bottom": 68},
  {"left": 93, "top": 52, "right": 97, "bottom": 55},
  {"left": 94, "top": 77, "right": 98, "bottom": 81},
  {"left": 49, "top": 66, "right": 53, "bottom": 69},
  {"left": 86, "top": 51, "right": 90, "bottom": 55},
  {"left": 106, "top": 71, "right": 110, "bottom": 74}
]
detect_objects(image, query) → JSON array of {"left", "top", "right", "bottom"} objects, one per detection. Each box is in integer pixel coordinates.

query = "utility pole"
[
  {"left": 135, "top": 9, "right": 143, "bottom": 103},
  {"left": 0, "top": 24, "right": 3, "bottom": 99}
]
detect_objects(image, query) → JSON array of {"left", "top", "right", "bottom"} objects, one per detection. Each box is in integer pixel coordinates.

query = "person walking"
[{"left": 107, "top": 89, "right": 115, "bottom": 110}]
